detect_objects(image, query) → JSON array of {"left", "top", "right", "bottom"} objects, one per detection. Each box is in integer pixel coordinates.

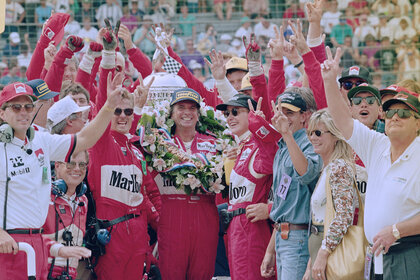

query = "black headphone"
[
  {"left": 52, "top": 179, "right": 87, "bottom": 198},
  {"left": 0, "top": 123, "right": 35, "bottom": 154}
]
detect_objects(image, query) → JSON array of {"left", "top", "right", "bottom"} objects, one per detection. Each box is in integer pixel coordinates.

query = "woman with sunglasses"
[
  {"left": 87, "top": 70, "right": 161, "bottom": 280},
  {"left": 215, "top": 93, "right": 280, "bottom": 279},
  {"left": 42, "top": 151, "right": 91, "bottom": 280},
  {"left": 302, "top": 109, "right": 360, "bottom": 280}
]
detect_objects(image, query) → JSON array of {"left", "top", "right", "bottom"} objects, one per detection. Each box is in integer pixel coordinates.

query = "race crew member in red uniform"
[
  {"left": 0, "top": 80, "right": 128, "bottom": 280},
  {"left": 153, "top": 88, "right": 219, "bottom": 280},
  {"left": 87, "top": 36, "right": 160, "bottom": 278},
  {"left": 216, "top": 94, "right": 280, "bottom": 279},
  {"left": 43, "top": 151, "right": 91, "bottom": 279}
]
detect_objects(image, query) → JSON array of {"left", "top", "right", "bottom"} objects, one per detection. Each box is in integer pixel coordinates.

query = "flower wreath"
[{"left": 137, "top": 101, "right": 235, "bottom": 196}]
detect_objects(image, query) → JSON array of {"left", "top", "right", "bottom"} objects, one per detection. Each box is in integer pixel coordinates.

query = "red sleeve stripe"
[{"left": 65, "top": 134, "right": 77, "bottom": 162}]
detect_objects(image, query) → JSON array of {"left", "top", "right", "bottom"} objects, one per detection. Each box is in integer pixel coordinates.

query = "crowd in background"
[{"left": 1, "top": 0, "right": 419, "bottom": 90}]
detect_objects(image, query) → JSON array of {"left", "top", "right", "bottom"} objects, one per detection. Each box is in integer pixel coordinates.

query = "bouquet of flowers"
[{"left": 137, "top": 101, "right": 235, "bottom": 196}]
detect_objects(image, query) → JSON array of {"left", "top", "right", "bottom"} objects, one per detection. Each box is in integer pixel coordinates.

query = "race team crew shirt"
[
  {"left": 0, "top": 132, "right": 75, "bottom": 229},
  {"left": 88, "top": 129, "right": 150, "bottom": 219},
  {"left": 346, "top": 119, "right": 420, "bottom": 244}
]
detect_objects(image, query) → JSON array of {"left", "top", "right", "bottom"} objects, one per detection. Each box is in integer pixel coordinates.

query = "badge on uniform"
[
  {"left": 42, "top": 166, "right": 49, "bottom": 184},
  {"left": 277, "top": 174, "right": 292, "bottom": 200}
]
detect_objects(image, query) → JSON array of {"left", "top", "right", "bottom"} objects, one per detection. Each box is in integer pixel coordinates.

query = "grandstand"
[{"left": 1, "top": 0, "right": 419, "bottom": 88}]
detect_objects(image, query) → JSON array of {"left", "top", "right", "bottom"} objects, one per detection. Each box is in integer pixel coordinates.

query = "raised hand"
[
  {"left": 271, "top": 100, "right": 290, "bottom": 135},
  {"left": 248, "top": 97, "right": 265, "bottom": 119},
  {"left": 118, "top": 23, "right": 134, "bottom": 50},
  {"left": 102, "top": 19, "right": 120, "bottom": 51},
  {"left": 66, "top": 35, "right": 84, "bottom": 53},
  {"left": 134, "top": 75, "right": 155, "bottom": 109},
  {"left": 243, "top": 33, "right": 261, "bottom": 62},
  {"left": 288, "top": 19, "right": 310, "bottom": 55},
  {"left": 306, "top": 0, "right": 324, "bottom": 24},
  {"left": 205, "top": 49, "right": 226, "bottom": 80},
  {"left": 321, "top": 46, "right": 342, "bottom": 82},
  {"left": 267, "top": 25, "right": 285, "bottom": 60},
  {"left": 44, "top": 41, "right": 57, "bottom": 69},
  {"left": 87, "top": 42, "right": 103, "bottom": 58}
]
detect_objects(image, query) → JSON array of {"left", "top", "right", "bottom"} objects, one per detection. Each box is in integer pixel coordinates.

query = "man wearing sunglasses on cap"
[
  {"left": 0, "top": 79, "right": 128, "bottom": 279},
  {"left": 323, "top": 48, "right": 420, "bottom": 279},
  {"left": 338, "top": 65, "right": 371, "bottom": 100}
]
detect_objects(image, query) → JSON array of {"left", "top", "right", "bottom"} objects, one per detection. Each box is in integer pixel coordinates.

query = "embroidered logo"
[{"left": 34, "top": 149, "right": 45, "bottom": 166}]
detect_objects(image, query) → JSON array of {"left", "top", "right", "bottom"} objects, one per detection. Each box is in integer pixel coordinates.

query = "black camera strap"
[{"left": 47, "top": 209, "right": 59, "bottom": 280}]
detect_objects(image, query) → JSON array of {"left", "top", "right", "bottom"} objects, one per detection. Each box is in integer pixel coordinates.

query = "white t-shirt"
[
  {"left": 254, "top": 22, "right": 276, "bottom": 40},
  {"left": 235, "top": 26, "right": 253, "bottom": 39},
  {"left": 5, "top": 2, "right": 25, "bottom": 24},
  {"left": 320, "top": 11, "right": 342, "bottom": 34},
  {"left": 311, "top": 168, "right": 327, "bottom": 225},
  {"left": 0, "top": 132, "right": 74, "bottom": 229},
  {"left": 347, "top": 119, "right": 420, "bottom": 243}
]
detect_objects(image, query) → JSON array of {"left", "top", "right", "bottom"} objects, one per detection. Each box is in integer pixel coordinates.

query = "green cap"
[
  {"left": 347, "top": 83, "right": 381, "bottom": 102},
  {"left": 339, "top": 65, "right": 372, "bottom": 84},
  {"left": 383, "top": 92, "right": 420, "bottom": 113}
]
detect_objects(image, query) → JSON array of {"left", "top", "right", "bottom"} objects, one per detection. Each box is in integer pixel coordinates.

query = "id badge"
[
  {"left": 364, "top": 246, "right": 373, "bottom": 280},
  {"left": 42, "top": 166, "right": 49, "bottom": 184},
  {"left": 277, "top": 174, "right": 292, "bottom": 200}
]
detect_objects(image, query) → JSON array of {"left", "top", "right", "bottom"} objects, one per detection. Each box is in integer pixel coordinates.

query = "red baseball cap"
[{"left": 0, "top": 82, "right": 38, "bottom": 107}]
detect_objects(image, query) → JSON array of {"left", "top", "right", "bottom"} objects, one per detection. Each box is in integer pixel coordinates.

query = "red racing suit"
[
  {"left": 227, "top": 112, "right": 280, "bottom": 280},
  {"left": 88, "top": 62, "right": 160, "bottom": 280},
  {"left": 43, "top": 193, "right": 88, "bottom": 279},
  {"left": 154, "top": 132, "right": 219, "bottom": 280}
]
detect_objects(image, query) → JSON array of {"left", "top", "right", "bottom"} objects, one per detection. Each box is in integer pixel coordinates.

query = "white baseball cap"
[
  {"left": 47, "top": 96, "right": 90, "bottom": 130},
  {"left": 9, "top": 32, "right": 21, "bottom": 44}
]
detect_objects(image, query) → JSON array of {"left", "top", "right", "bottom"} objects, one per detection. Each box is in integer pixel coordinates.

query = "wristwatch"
[{"left": 392, "top": 224, "right": 401, "bottom": 240}]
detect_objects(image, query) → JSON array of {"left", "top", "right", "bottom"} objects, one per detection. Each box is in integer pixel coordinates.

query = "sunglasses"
[
  {"left": 4, "top": 103, "right": 35, "bottom": 113},
  {"left": 351, "top": 96, "right": 378, "bottom": 106},
  {"left": 223, "top": 108, "right": 247, "bottom": 118},
  {"left": 59, "top": 161, "right": 88, "bottom": 171},
  {"left": 114, "top": 108, "right": 134, "bottom": 116},
  {"left": 309, "top": 130, "right": 331, "bottom": 137},
  {"left": 385, "top": 109, "right": 418, "bottom": 119},
  {"left": 341, "top": 81, "right": 364, "bottom": 90}
]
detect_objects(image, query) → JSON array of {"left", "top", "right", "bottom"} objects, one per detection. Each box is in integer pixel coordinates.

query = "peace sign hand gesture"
[
  {"left": 288, "top": 19, "right": 310, "bottom": 55},
  {"left": 321, "top": 46, "right": 342, "bottom": 82},
  {"left": 271, "top": 100, "right": 290, "bottom": 135},
  {"left": 243, "top": 33, "right": 261, "bottom": 62},
  {"left": 248, "top": 97, "right": 265, "bottom": 120},
  {"left": 102, "top": 19, "right": 120, "bottom": 51},
  {"left": 268, "top": 25, "right": 285, "bottom": 60},
  {"left": 134, "top": 75, "right": 155, "bottom": 109}
]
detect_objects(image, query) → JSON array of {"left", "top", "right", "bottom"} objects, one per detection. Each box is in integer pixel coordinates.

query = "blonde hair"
[{"left": 308, "top": 109, "right": 356, "bottom": 173}]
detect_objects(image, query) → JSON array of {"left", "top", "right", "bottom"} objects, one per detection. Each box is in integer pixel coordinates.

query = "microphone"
[
  {"left": 21, "top": 146, "right": 32, "bottom": 155},
  {"left": 78, "top": 202, "right": 85, "bottom": 207}
]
